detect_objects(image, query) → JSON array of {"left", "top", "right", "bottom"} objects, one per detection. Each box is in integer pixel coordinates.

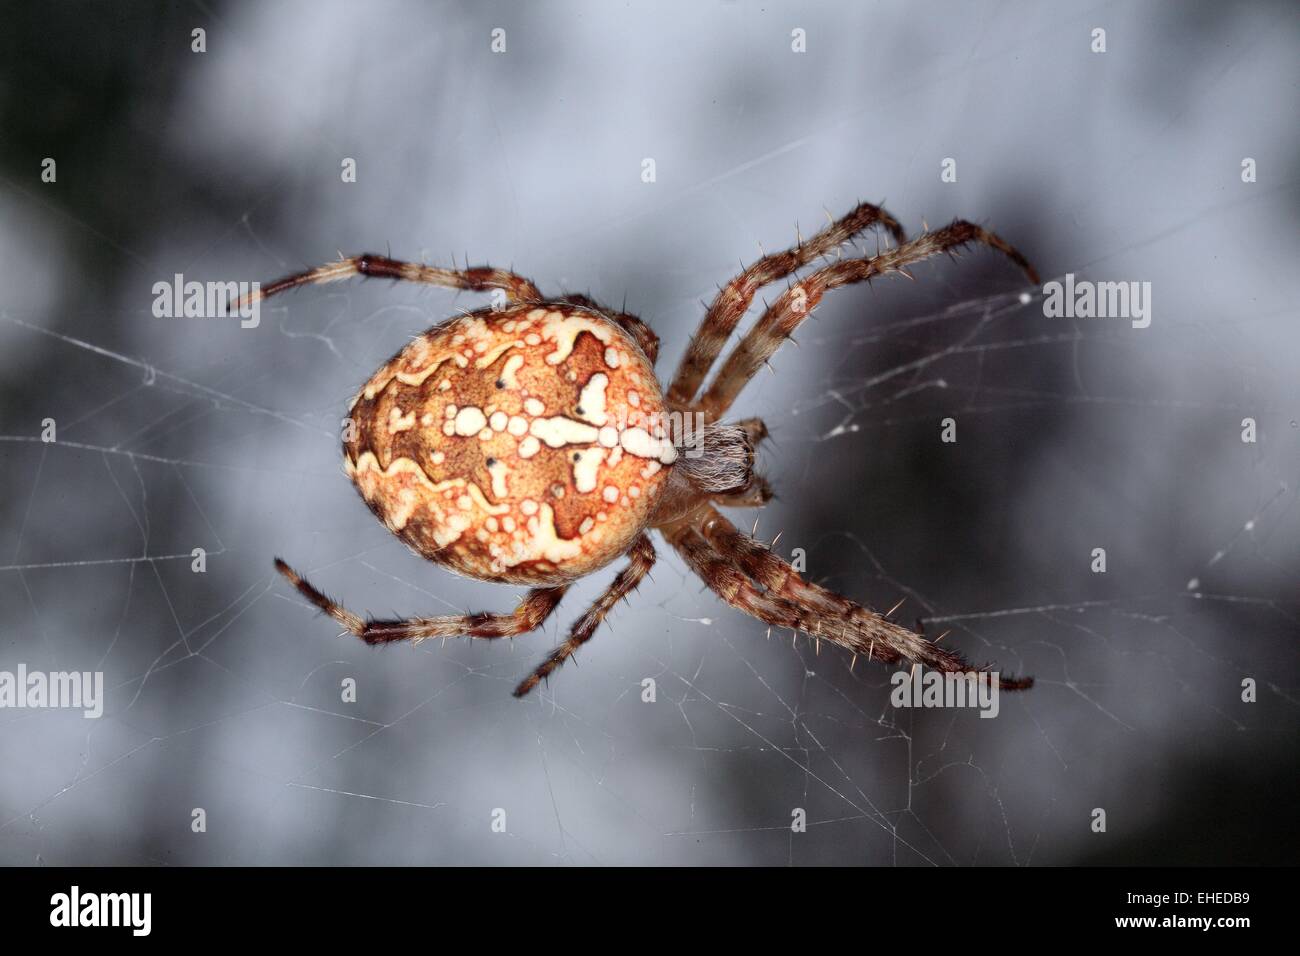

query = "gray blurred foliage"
[{"left": 0, "top": 1, "right": 1296, "bottom": 865}]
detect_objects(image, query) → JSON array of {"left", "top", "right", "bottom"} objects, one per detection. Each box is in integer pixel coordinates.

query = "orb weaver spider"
[{"left": 252, "top": 201, "right": 1038, "bottom": 697}]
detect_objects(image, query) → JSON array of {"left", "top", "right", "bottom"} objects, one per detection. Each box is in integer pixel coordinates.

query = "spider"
[{"left": 252, "top": 201, "right": 1038, "bottom": 698}]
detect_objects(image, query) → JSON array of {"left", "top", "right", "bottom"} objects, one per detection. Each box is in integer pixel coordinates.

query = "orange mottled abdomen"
[{"left": 343, "top": 303, "right": 675, "bottom": 584}]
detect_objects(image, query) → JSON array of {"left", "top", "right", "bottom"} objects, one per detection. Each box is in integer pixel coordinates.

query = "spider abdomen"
[{"left": 342, "top": 303, "right": 676, "bottom": 585}]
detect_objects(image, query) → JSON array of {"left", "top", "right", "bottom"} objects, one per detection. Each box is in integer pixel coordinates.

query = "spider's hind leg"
[
  {"left": 512, "top": 534, "right": 657, "bottom": 697},
  {"left": 240, "top": 255, "right": 544, "bottom": 311},
  {"left": 273, "top": 558, "right": 567, "bottom": 643}
]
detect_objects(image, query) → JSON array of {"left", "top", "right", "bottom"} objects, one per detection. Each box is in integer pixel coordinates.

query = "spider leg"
[
  {"left": 697, "top": 220, "right": 1039, "bottom": 419},
  {"left": 239, "top": 254, "right": 543, "bottom": 310},
  {"left": 558, "top": 294, "right": 660, "bottom": 365},
  {"left": 512, "top": 534, "right": 656, "bottom": 697},
  {"left": 664, "top": 522, "right": 821, "bottom": 637},
  {"left": 667, "top": 201, "right": 906, "bottom": 407},
  {"left": 734, "top": 416, "right": 769, "bottom": 447},
  {"left": 710, "top": 474, "right": 773, "bottom": 509},
  {"left": 274, "top": 558, "right": 567, "bottom": 643},
  {"left": 665, "top": 509, "right": 1031, "bottom": 690}
]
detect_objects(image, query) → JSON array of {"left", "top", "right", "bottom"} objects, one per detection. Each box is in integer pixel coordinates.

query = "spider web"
[{"left": 1, "top": 0, "right": 1297, "bottom": 866}]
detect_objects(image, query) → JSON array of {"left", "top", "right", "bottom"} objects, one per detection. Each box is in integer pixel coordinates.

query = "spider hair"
[{"left": 676, "top": 421, "right": 754, "bottom": 494}]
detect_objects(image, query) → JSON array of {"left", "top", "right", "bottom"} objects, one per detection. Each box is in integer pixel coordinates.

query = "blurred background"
[{"left": 1, "top": 0, "right": 1296, "bottom": 865}]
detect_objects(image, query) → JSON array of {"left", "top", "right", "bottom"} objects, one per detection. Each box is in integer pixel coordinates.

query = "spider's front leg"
[
  {"left": 710, "top": 476, "right": 774, "bottom": 509},
  {"left": 513, "top": 534, "right": 657, "bottom": 697},
  {"left": 698, "top": 220, "right": 1039, "bottom": 418},
  {"left": 663, "top": 511, "right": 1032, "bottom": 691},
  {"left": 668, "top": 201, "right": 906, "bottom": 408},
  {"left": 274, "top": 558, "right": 568, "bottom": 643}
]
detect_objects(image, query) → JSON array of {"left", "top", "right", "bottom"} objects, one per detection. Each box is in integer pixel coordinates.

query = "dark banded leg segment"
[
  {"left": 512, "top": 534, "right": 657, "bottom": 697},
  {"left": 274, "top": 558, "right": 567, "bottom": 643},
  {"left": 241, "top": 254, "right": 543, "bottom": 310}
]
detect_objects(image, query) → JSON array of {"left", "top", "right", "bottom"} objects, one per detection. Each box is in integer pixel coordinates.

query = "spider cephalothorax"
[{"left": 255, "top": 203, "right": 1039, "bottom": 697}]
